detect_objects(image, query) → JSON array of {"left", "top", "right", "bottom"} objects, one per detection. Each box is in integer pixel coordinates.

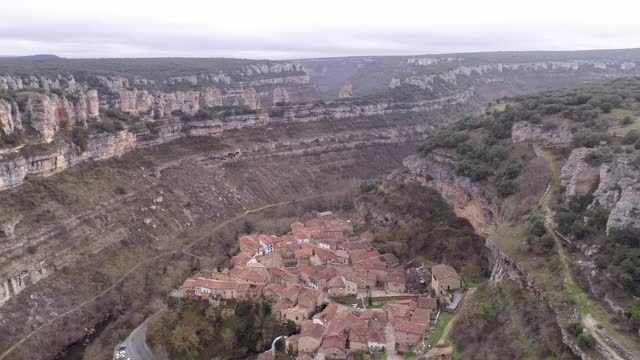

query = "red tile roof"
[
  {"left": 321, "top": 335, "right": 347, "bottom": 351},
  {"left": 360, "top": 231, "right": 375, "bottom": 241},
  {"left": 349, "top": 327, "right": 368, "bottom": 343},
  {"left": 417, "top": 297, "right": 438, "bottom": 310},
  {"left": 300, "top": 321, "right": 325, "bottom": 339},
  {"left": 326, "top": 276, "right": 345, "bottom": 288},
  {"left": 432, "top": 264, "right": 461, "bottom": 281},
  {"left": 394, "top": 320, "right": 428, "bottom": 335}
]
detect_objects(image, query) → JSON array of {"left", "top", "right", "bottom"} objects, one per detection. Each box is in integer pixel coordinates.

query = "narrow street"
[{"left": 385, "top": 321, "right": 401, "bottom": 360}]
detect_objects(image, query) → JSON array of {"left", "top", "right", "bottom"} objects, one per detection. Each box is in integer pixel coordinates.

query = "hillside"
[
  {"left": 0, "top": 51, "right": 640, "bottom": 359},
  {"left": 405, "top": 77, "right": 640, "bottom": 359}
]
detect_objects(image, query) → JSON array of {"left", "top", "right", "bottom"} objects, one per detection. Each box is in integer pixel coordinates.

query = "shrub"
[
  {"left": 359, "top": 182, "right": 376, "bottom": 193},
  {"left": 577, "top": 333, "right": 596, "bottom": 348},
  {"left": 72, "top": 126, "right": 88, "bottom": 151},
  {"left": 566, "top": 322, "right": 583, "bottom": 337},
  {"left": 456, "top": 161, "right": 490, "bottom": 181},
  {"left": 531, "top": 219, "right": 547, "bottom": 237},
  {"left": 622, "top": 130, "right": 640, "bottom": 145},
  {"left": 572, "top": 129, "right": 609, "bottom": 148}
]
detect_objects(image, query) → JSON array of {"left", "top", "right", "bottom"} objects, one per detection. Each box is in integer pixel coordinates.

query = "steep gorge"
[{"left": 1, "top": 51, "right": 640, "bottom": 358}]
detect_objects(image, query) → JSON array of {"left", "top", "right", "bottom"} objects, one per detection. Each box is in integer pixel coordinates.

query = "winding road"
[{"left": 0, "top": 195, "right": 322, "bottom": 360}]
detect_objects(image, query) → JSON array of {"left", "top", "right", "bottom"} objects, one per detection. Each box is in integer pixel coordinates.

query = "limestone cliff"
[
  {"left": 511, "top": 121, "right": 573, "bottom": 144},
  {"left": 338, "top": 81, "right": 353, "bottom": 98},
  {"left": 560, "top": 148, "right": 640, "bottom": 232},
  {"left": 402, "top": 152, "right": 503, "bottom": 237}
]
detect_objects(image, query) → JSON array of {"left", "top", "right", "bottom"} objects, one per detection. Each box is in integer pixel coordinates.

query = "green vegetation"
[
  {"left": 452, "top": 281, "right": 573, "bottom": 360},
  {"left": 427, "top": 312, "right": 452, "bottom": 347},
  {"left": 174, "top": 106, "right": 258, "bottom": 122},
  {"left": 148, "top": 298, "right": 297, "bottom": 359}
]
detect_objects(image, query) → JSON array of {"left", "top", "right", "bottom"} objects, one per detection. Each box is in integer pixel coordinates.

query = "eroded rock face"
[
  {"left": 512, "top": 121, "right": 573, "bottom": 144},
  {"left": 400, "top": 60, "right": 640, "bottom": 90},
  {"left": 561, "top": 148, "right": 640, "bottom": 232},
  {"left": 0, "top": 99, "right": 21, "bottom": 134},
  {"left": 560, "top": 148, "right": 600, "bottom": 196},
  {"left": 25, "top": 93, "right": 63, "bottom": 143},
  {"left": 338, "top": 81, "right": 353, "bottom": 98},
  {"left": 403, "top": 153, "right": 503, "bottom": 236}
]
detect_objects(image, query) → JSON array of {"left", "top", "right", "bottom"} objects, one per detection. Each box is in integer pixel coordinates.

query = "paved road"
[
  {"left": 117, "top": 307, "right": 166, "bottom": 360},
  {"left": 117, "top": 322, "right": 153, "bottom": 360}
]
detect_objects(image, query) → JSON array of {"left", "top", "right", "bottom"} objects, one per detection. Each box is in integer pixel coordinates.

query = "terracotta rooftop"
[
  {"left": 418, "top": 297, "right": 438, "bottom": 310},
  {"left": 359, "top": 231, "right": 375, "bottom": 241},
  {"left": 368, "top": 328, "right": 385, "bottom": 344},
  {"left": 257, "top": 351, "right": 275, "bottom": 360},
  {"left": 294, "top": 248, "right": 313, "bottom": 259},
  {"left": 394, "top": 320, "right": 428, "bottom": 335},
  {"left": 326, "top": 276, "right": 345, "bottom": 288},
  {"left": 321, "top": 335, "right": 347, "bottom": 351},
  {"left": 314, "top": 248, "right": 337, "bottom": 262},
  {"left": 301, "top": 321, "right": 325, "bottom": 339},
  {"left": 432, "top": 264, "right": 461, "bottom": 281},
  {"left": 265, "top": 283, "right": 285, "bottom": 294},
  {"left": 349, "top": 327, "right": 368, "bottom": 343},
  {"left": 287, "top": 334, "right": 299, "bottom": 345},
  {"left": 351, "top": 251, "right": 380, "bottom": 263},
  {"left": 238, "top": 268, "right": 269, "bottom": 283}
]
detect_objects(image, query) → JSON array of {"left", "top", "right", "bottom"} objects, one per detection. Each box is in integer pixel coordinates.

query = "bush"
[
  {"left": 456, "top": 161, "right": 490, "bottom": 181},
  {"left": 566, "top": 322, "right": 583, "bottom": 337},
  {"left": 72, "top": 126, "right": 88, "bottom": 151},
  {"left": 531, "top": 219, "right": 547, "bottom": 237},
  {"left": 577, "top": 333, "right": 596, "bottom": 348},
  {"left": 572, "top": 129, "right": 609, "bottom": 148},
  {"left": 0, "top": 131, "right": 23, "bottom": 147},
  {"left": 360, "top": 182, "right": 376, "bottom": 193},
  {"left": 622, "top": 130, "right": 640, "bottom": 145}
]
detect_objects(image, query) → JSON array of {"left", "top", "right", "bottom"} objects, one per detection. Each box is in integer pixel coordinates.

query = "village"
[{"left": 173, "top": 211, "right": 465, "bottom": 359}]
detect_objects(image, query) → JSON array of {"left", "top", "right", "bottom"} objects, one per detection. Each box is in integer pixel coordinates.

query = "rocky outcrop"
[
  {"left": 561, "top": 148, "right": 640, "bottom": 232},
  {"left": 560, "top": 148, "right": 601, "bottom": 197},
  {"left": 0, "top": 98, "right": 21, "bottom": 134},
  {"left": 401, "top": 60, "right": 640, "bottom": 90},
  {"left": 338, "top": 82, "right": 353, "bottom": 98},
  {"left": 403, "top": 152, "right": 503, "bottom": 236},
  {"left": 511, "top": 121, "right": 573, "bottom": 144}
]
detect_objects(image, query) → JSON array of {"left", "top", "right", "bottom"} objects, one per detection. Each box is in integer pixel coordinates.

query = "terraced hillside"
[{"left": 1, "top": 51, "right": 640, "bottom": 359}]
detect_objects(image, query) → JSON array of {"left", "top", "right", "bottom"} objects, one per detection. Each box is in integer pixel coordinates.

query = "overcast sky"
[{"left": 2, "top": 0, "right": 640, "bottom": 59}]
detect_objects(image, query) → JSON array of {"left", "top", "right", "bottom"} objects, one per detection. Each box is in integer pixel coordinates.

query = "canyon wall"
[{"left": 402, "top": 152, "right": 504, "bottom": 237}]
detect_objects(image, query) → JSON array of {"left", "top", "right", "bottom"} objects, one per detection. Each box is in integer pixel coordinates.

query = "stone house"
[
  {"left": 320, "top": 335, "right": 347, "bottom": 359},
  {"left": 431, "top": 264, "right": 462, "bottom": 295},
  {"left": 286, "top": 335, "right": 299, "bottom": 355},
  {"left": 298, "top": 321, "right": 325, "bottom": 354},
  {"left": 394, "top": 320, "right": 427, "bottom": 347},
  {"left": 367, "top": 329, "right": 386, "bottom": 352},
  {"left": 385, "top": 271, "right": 407, "bottom": 293},
  {"left": 348, "top": 327, "right": 368, "bottom": 352},
  {"left": 310, "top": 247, "right": 337, "bottom": 265},
  {"left": 327, "top": 275, "right": 359, "bottom": 297},
  {"left": 283, "top": 304, "right": 312, "bottom": 325}
]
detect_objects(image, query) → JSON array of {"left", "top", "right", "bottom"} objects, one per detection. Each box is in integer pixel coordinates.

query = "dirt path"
[
  {"left": 535, "top": 146, "right": 628, "bottom": 360},
  {"left": 436, "top": 287, "right": 476, "bottom": 346},
  {"left": 0, "top": 195, "right": 321, "bottom": 360}
]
